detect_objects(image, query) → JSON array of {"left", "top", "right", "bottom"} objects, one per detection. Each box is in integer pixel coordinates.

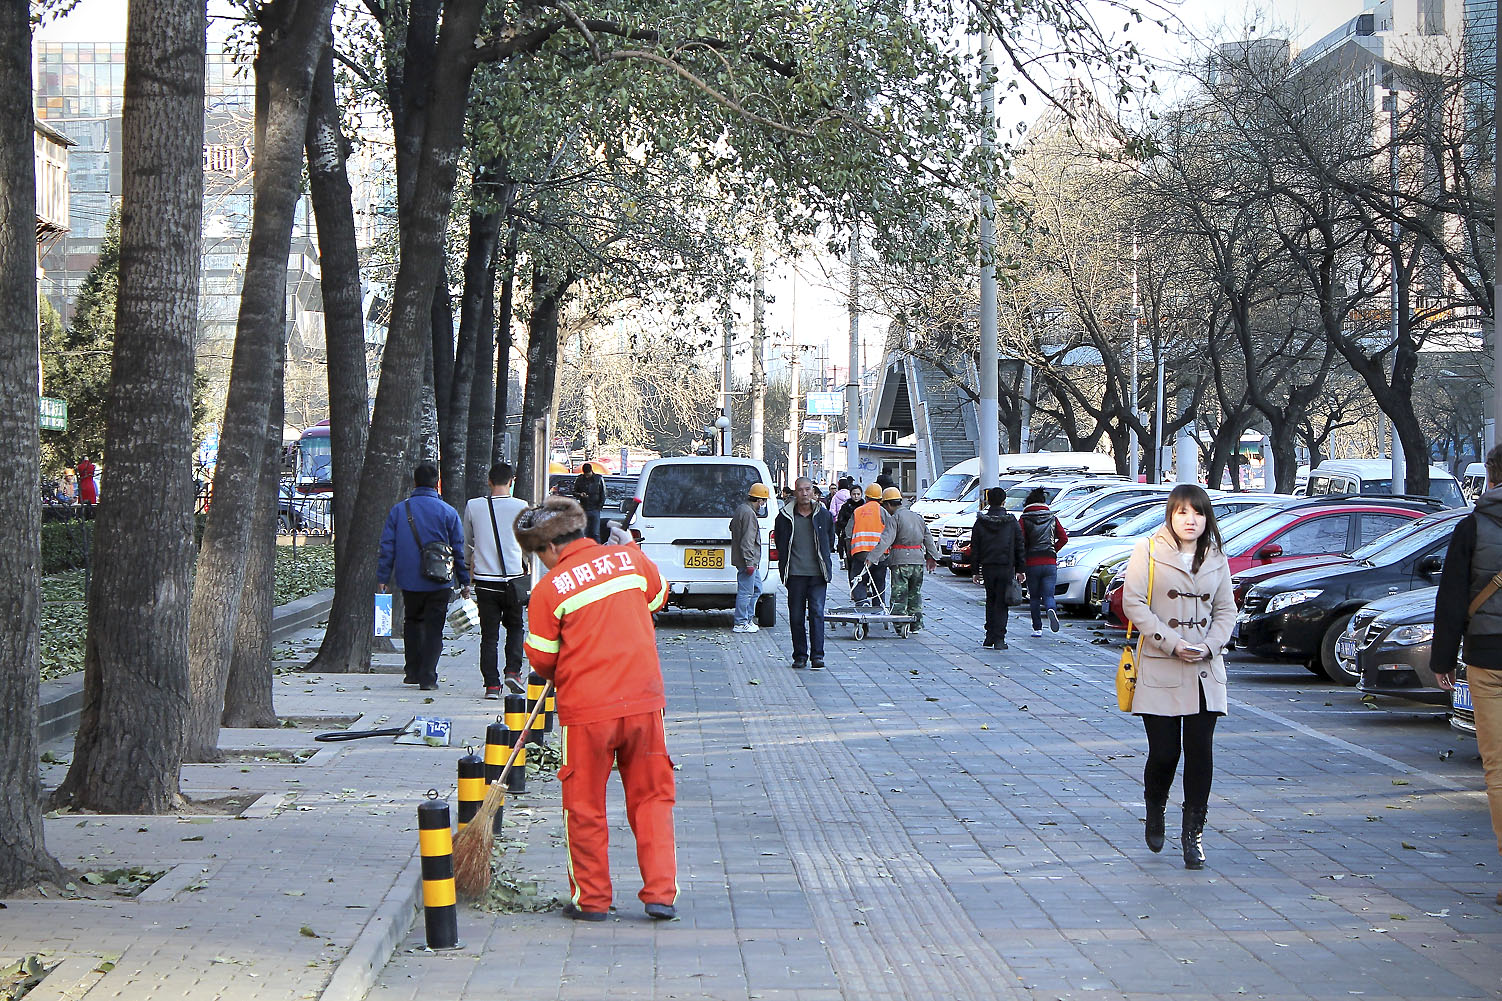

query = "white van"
[
  {"left": 625, "top": 456, "right": 780, "bottom": 624},
  {"left": 1463, "top": 462, "right": 1486, "bottom": 501},
  {"left": 1305, "top": 459, "right": 1465, "bottom": 509},
  {"left": 913, "top": 452, "right": 1120, "bottom": 524}
]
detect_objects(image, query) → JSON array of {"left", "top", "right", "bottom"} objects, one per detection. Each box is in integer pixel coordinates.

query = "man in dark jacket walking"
[
  {"left": 774, "top": 477, "right": 837, "bottom": 670},
  {"left": 571, "top": 462, "right": 607, "bottom": 542},
  {"left": 1433, "top": 444, "right": 1502, "bottom": 903},
  {"left": 378, "top": 464, "right": 470, "bottom": 690},
  {"left": 971, "top": 486, "right": 1024, "bottom": 649}
]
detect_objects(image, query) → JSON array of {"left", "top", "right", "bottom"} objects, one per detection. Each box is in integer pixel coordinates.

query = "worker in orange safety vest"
[
  {"left": 517, "top": 495, "right": 678, "bottom": 923},
  {"left": 846, "top": 482, "right": 891, "bottom": 607}
]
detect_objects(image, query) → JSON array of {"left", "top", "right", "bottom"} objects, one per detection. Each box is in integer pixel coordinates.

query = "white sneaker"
[
  {"left": 746, "top": 623, "right": 759, "bottom": 633},
  {"left": 1048, "top": 608, "right": 1061, "bottom": 633},
  {"left": 732, "top": 623, "right": 752, "bottom": 633},
  {"left": 1031, "top": 629, "right": 1043, "bottom": 638}
]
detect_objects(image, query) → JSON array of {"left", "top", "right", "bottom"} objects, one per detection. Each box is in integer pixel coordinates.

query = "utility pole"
[
  {"left": 845, "top": 226, "right": 861, "bottom": 477},
  {"left": 1153, "top": 353, "right": 1166, "bottom": 482},
  {"left": 720, "top": 301, "right": 734, "bottom": 456},
  {"left": 750, "top": 241, "right": 767, "bottom": 461},
  {"left": 977, "top": 31, "right": 999, "bottom": 492},
  {"left": 788, "top": 344, "right": 802, "bottom": 484},
  {"left": 1019, "top": 363, "right": 1033, "bottom": 454},
  {"left": 1385, "top": 89, "right": 1406, "bottom": 492},
  {"left": 1128, "top": 232, "right": 1140, "bottom": 481}
]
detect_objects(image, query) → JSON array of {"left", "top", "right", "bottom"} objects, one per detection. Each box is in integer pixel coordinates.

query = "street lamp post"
[{"left": 977, "top": 31, "right": 999, "bottom": 492}]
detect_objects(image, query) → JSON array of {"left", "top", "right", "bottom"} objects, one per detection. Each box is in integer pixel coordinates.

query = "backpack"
[{"left": 405, "top": 501, "right": 454, "bottom": 584}]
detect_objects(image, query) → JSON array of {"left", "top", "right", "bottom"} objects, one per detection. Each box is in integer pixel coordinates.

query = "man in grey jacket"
[
  {"left": 463, "top": 462, "right": 530, "bottom": 699},
  {"left": 869, "top": 487, "right": 940, "bottom": 631},
  {"left": 731, "top": 482, "right": 770, "bottom": 633}
]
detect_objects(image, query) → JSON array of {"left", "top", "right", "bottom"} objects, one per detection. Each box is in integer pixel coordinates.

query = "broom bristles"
[{"left": 452, "top": 682, "right": 551, "bottom": 900}]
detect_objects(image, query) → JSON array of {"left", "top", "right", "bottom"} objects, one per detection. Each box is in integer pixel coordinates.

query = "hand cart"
[{"left": 825, "top": 561, "right": 918, "bottom": 640}]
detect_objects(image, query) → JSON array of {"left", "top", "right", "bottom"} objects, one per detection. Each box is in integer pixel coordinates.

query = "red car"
[{"left": 1103, "top": 495, "right": 1442, "bottom": 626}]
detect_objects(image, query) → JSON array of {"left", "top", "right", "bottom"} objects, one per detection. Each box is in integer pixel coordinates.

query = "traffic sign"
[
  {"left": 39, "top": 396, "right": 67, "bottom": 431},
  {"left": 805, "top": 392, "right": 843, "bottom": 416},
  {"left": 802, "top": 419, "right": 828, "bottom": 434}
]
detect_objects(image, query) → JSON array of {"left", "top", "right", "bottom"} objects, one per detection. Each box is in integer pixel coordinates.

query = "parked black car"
[
  {"left": 1236, "top": 509, "right": 1465, "bottom": 684},
  {"left": 1333, "top": 586, "right": 1449, "bottom": 706}
]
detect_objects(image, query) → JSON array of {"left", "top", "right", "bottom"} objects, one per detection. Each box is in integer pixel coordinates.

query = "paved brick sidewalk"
[
  {"left": 368, "top": 573, "right": 1502, "bottom": 1001},
  {"left": 4, "top": 568, "right": 1499, "bottom": 1001}
]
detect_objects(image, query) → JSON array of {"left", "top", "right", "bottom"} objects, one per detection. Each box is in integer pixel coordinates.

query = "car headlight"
[
  {"left": 1264, "top": 588, "right": 1323, "bottom": 613},
  {"left": 1057, "top": 552, "right": 1080, "bottom": 568},
  {"left": 1387, "top": 623, "right": 1434, "bottom": 646}
]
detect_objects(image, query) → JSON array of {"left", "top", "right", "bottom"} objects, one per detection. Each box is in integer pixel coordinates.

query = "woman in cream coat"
[{"left": 1121, "top": 484, "right": 1236, "bottom": 870}]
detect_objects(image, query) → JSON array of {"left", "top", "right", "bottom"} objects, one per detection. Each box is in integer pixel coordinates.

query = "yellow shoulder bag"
[{"left": 1117, "top": 538, "right": 1154, "bottom": 712}]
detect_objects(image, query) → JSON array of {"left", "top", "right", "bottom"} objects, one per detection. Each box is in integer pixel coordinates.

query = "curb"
[
  {"left": 38, "top": 587, "right": 336, "bottom": 742},
  {"left": 318, "top": 851, "right": 421, "bottom": 1001}
]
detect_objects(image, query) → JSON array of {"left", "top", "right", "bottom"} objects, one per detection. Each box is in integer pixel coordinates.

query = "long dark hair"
[{"left": 1164, "top": 484, "right": 1222, "bottom": 572}]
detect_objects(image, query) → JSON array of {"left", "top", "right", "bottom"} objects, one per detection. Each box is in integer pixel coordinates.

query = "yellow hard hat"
[
  {"left": 864, "top": 483, "right": 883, "bottom": 499},
  {"left": 749, "top": 483, "right": 770, "bottom": 499},
  {"left": 882, "top": 487, "right": 902, "bottom": 502}
]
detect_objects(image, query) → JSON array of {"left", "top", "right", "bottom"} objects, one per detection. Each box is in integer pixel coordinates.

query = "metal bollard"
[
  {"left": 503, "top": 726, "right": 527, "bottom": 795},
  {"left": 482, "top": 719, "right": 508, "bottom": 837},
  {"left": 417, "top": 796, "right": 460, "bottom": 950},
  {"left": 543, "top": 683, "right": 557, "bottom": 733},
  {"left": 456, "top": 751, "right": 485, "bottom": 829},
  {"left": 526, "top": 672, "right": 547, "bottom": 743},
  {"left": 483, "top": 719, "right": 508, "bottom": 785}
]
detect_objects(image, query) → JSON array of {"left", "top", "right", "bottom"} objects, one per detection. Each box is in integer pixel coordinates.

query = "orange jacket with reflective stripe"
[
  {"left": 849, "top": 500, "right": 887, "bottom": 555},
  {"left": 524, "top": 538, "right": 669, "bottom": 726}
]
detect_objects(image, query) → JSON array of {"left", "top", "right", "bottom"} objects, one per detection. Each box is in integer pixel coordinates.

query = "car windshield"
[
  {"left": 1348, "top": 512, "right": 1460, "bottom": 563},
  {"left": 640, "top": 464, "right": 766, "bottom": 518},
  {"left": 923, "top": 472, "right": 972, "bottom": 501},
  {"left": 1213, "top": 504, "right": 1275, "bottom": 539},
  {"left": 1069, "top": 489, "right": 1162, "bottom": 521},
  {"left": 1108, "top": 506, "right": 1168, "bottom": 537},
  {"left": 1004, "top": 483, "right": 1062, "bottom": 511}
]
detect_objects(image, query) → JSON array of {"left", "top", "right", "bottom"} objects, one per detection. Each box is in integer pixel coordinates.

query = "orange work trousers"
[{"left": 559, "top": 711, "right": 678, "bottom": 912}]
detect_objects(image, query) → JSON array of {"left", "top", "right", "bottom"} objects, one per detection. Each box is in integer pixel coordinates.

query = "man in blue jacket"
[
  {"left": 773, "top": 476, "right": 836, "bottom": 671},
  {"left": 378, "top": 464, "right": 469, "bottom": 690}
]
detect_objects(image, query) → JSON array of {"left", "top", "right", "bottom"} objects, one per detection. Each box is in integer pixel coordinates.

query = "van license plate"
[
  {"left": 684, "top": 548, "right": 725, "bottom": 569},
  {"left": 1454, "top": 679, "right": 1472, "bottom": 712}
]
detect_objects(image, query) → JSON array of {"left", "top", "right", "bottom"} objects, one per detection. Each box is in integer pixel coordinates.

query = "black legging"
[{"left": 1141, "top": 687, "right": 1220, "bottom": 810}]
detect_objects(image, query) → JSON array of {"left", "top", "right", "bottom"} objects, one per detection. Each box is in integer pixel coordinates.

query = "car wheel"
[
  {"left": 755, "top": 593, "right": 776, "bottom": 628},
  {"left": 1319, "top": 612, "right": 1357, "bottom": 685}
]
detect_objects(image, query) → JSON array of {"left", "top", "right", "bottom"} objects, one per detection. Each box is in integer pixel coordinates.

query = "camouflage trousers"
[{"left": 889, "top": 565, "right": 926, "bottom": 629}]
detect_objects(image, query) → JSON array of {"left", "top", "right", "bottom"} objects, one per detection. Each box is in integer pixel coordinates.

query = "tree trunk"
[
  {"left": 308, "top": 0, "right": 484, "bottom": 673},
  {"left": 0, "top": 2, "right": 61, "bottom": 892},
  {"left": 465, "top": 205, "right": 505, "bottom": 498},
  {"left": 222, "top": 314, "right": 285, "bottom": 729},
  {"left": 491, "top": 220, "right": 521, "bottom": 464},
  {"left": 517, "top": 263, "right": 569, "bottom": 503},
  {"left": 184, "top": 0, "right": 333, "bottom": 762},
  {"left": 430, "top": 272, "right": 454, "bottom": 471},
  {"left": 306, "top": 44, "right": 368, "bottom": 569},
  {"left": 444, "top": 203, "right": 500, "bottom": 507},
  {"left": 53, "top": 0, "right": 207, "bottom": 813}
]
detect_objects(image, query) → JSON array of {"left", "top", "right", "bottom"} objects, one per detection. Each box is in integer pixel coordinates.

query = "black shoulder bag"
[
  {"left": 487, "top": 497, "right": 531, "bottom": 606},
  {"left": 405, "top": 501, "right": 454, "bottom": 584}
]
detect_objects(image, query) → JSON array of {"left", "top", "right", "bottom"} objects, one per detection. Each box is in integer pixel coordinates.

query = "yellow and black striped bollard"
[
  {"left": 483, "top": 719, "right": 508, "bottom": 837},
  {"left": 526, "top": 672, "right": 547, "bottom": 744},
  {"left": 503, "top": 695, "right": 528, "bottom": 795},
  {"left": 543, "top": 680, "right": 557, "bottom": 734},
  {"left": 417, "top": 795, "right": 460, "bottom": 950},
  {"left": 456, "top": 750, "right": 485, "bottom": 830}
]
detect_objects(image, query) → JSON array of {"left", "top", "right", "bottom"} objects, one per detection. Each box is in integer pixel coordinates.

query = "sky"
[{"left": 34, "top": 0, "right": 1383, "bottom": 391}]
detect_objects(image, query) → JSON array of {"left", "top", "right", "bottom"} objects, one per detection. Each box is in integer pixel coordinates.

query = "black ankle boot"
[
  {"left": 1144, "top": 798, "right": 1167, "bottom": 853},
  {"left": 1182, "top": 806, "right": 1207, "bottom": 870}
]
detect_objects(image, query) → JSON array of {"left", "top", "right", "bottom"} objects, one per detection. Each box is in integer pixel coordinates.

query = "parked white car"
[{"left": 625, "top": 456, "right": 780, "bottom": 625}]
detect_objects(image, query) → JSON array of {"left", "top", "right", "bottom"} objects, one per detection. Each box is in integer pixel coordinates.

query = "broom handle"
[{"left": 494, "top": 681, "right": 552, "bottom": 789}]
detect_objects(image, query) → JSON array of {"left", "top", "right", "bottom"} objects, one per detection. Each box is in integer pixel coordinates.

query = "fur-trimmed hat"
[{"left": 513, "top": 495, "right": 588, "bottom": 552}]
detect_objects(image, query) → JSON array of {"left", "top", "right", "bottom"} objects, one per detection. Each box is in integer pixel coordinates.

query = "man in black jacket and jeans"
[
  {"left": 572, "top": 463, "right": 607, "bottom": 542},
  {"left": 970, "top": 487, "right": 1024, "bottom": 650},
  {"left": 1433, "top": 443, "right": 1502, "bottom": 904}
]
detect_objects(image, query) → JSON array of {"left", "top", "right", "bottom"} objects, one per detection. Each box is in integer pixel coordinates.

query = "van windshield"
[
  {"left": 923, "top": 473, "right": 972, "bottom": 501},
  {"left": 641, "top": 464, "right": 764, "bottom": 518}
]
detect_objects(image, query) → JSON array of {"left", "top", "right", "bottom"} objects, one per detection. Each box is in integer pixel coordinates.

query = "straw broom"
[{"left": 452, "top": 680, "right": 553, "bottom": 899}]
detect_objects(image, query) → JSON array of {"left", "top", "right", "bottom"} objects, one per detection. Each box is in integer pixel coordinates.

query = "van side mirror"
[
  {"left": 1417, "top": 554, "right": 1444, "bottom": 578},
  {"left": 1257, "top": 543, "right": 1284, "bottom": 561}
]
